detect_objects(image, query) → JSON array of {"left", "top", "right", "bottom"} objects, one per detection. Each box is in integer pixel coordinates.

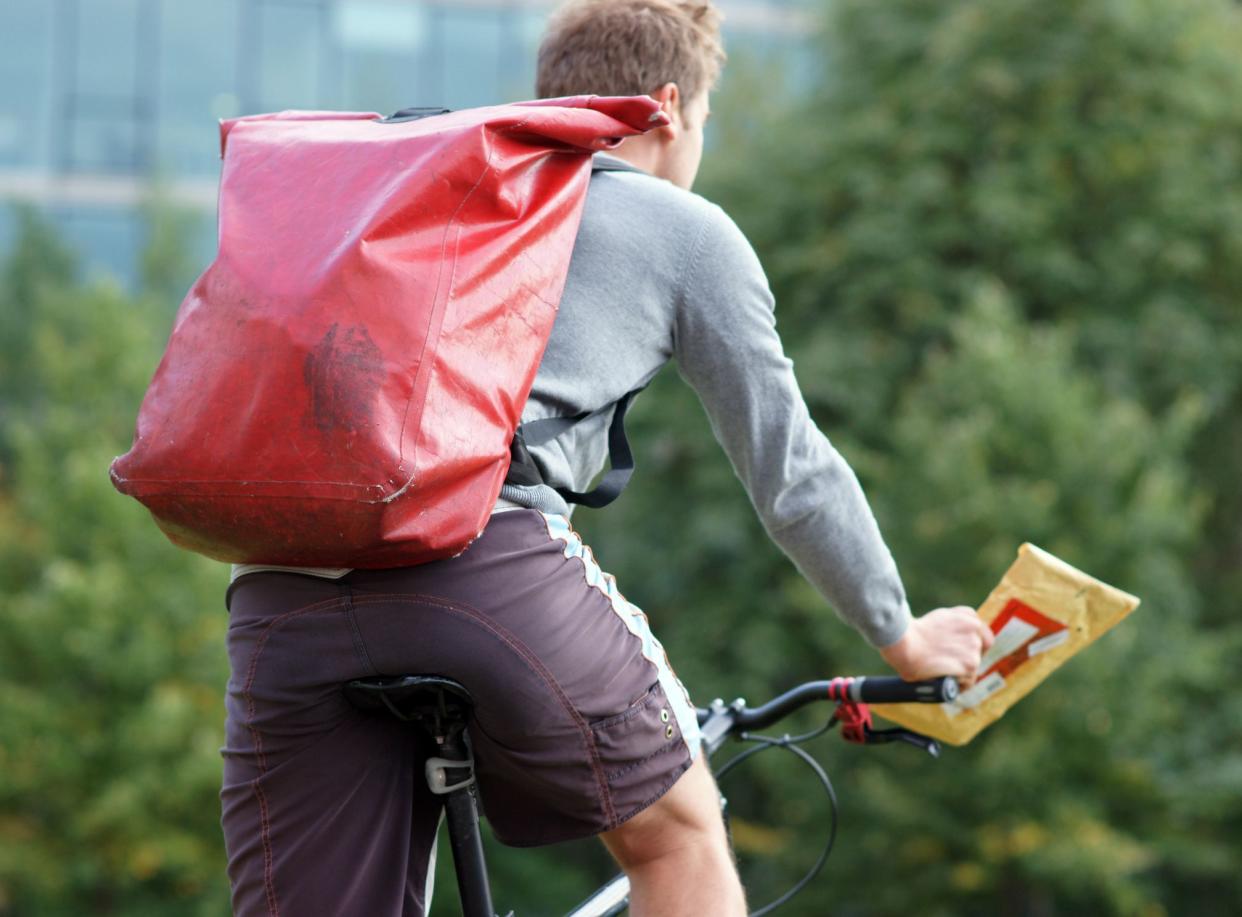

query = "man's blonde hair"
[{"left": 536, "top": 0, "right": 725, "bottom": 109}]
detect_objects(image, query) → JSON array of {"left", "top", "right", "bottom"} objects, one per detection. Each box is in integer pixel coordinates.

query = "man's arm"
[{"left": 672, "top": 204, "right": 992, "bottom": 671}]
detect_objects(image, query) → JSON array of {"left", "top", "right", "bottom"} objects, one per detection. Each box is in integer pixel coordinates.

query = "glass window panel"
[
  {"left": 0, "top": 0, "right": 55, "bottom": 169},
  {"left": 70, "top": 111, "right": 142, "bottom": 172},
  {"left": 341, "top": 48, "right": 421, "bottom": 115},
  {"left": 155, "top": 0, "right": 240, "bottom": 177},
  {"left": 76, "top": 0, "right": 140, "bottom": 97},
  {"left": 67, "top": 0, "right": 159, "bottom": 173},
  {"left": 335, "top": 0, "right": 427, "bottom": 53},
  {"left": 257, "top": 0, "right": 327, "bottom": 111},
  {"left": 516, "top": 9, "right": 549, "bottom": 58},
  {"left": 436, "top": 7, "right": 503, "bottom": 110},
  {"left": 500, "top": 8, "right": 545, "bottom": 102},
  {"left": 334, "top": 1, "right": 427, "bottom": 114}
]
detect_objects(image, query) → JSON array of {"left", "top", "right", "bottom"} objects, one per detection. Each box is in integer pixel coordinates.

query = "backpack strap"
[
  {"left": 506, "top": 387, "right": 642, "bottom": 509},
  {"left": 503, "top": 154, "right": 647, "bottom": 509}
]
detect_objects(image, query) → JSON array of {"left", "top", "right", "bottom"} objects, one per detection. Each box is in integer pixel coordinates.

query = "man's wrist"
[
  {"left": 877, "top": 618, "right": 926, "bottom": 681},
  {"left": 867, "top": 603, "right": 915, "bottom": 652}
]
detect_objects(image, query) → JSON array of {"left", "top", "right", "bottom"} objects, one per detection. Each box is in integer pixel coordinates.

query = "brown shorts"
[{"left": 220, "top": 509, "right": 701, "bottom": 917}]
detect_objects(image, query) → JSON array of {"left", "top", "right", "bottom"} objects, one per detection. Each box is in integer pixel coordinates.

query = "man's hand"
[{"left": 879, "top": 606, "right": 995, "bottom": 687}]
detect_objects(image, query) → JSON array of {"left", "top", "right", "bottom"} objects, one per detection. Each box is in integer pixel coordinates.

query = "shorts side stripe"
[{"left": 540, "top": 513, "right": 702, "bottom": 762}]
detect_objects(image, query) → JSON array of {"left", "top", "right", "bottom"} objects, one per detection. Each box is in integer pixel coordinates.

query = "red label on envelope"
[{"left": 979, "top": 598, "right": 1068, "bottom": 681}]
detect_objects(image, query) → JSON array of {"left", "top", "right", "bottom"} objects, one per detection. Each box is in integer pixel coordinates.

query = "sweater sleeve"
[{"left": 673, "top": 204, "right": 913, "bottom": 648}]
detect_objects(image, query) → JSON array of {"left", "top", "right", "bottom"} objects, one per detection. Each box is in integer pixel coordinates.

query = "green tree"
[
  {"left": 0, "top": 208, "right": 231, "bottom": 916},
  {"left": 714, "top": 0, "right": 1242, "bottom": 614}
]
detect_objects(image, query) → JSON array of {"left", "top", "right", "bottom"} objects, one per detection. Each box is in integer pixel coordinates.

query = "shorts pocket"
[{"left": 590, "top": 681, "right": 691, "bottom": 823}]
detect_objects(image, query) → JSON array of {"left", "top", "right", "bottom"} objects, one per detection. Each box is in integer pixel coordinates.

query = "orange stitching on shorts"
[
  {"left": 606, "top": 737, "right": 681, "bottom": 782},
  {"left": 240, "top": 594, "right": 353, "bottom": 916}
]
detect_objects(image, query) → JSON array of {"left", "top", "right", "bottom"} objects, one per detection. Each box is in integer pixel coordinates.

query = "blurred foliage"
[
  {"left": 3, "top": 0, "right": 1242, "bottom": 914},
  {"left": 0, "top": 205, "right": 231, "bottom": 915}
]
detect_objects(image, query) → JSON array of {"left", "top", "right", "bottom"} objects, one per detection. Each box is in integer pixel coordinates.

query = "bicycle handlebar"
[
  {"left": 737, "top": 675, "right": 956, "bottom": 730},
  {"left": 837, "top": 674, "right": 958, "bottom": 704},
  {"left": 695, "top": 675, "right": 956, "bottom": 755}
]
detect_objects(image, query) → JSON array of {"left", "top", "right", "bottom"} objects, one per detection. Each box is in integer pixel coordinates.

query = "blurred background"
[{"left": 1, "top": 0, "right": 1240, "bottom": 914}]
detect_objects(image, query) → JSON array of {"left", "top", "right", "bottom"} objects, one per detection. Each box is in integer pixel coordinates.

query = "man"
[{"left": 221, "top": 2, "right": 993, "bottom": 914}]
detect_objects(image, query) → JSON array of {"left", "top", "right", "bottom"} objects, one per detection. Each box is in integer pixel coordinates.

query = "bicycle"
[{"left": 343, "top": 672, "right": 958, "bottom": 916}]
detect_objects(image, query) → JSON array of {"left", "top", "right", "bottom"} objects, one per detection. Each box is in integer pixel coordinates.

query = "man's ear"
[{"left": 649, "top": 82, "right": 682, "bottom": 140}]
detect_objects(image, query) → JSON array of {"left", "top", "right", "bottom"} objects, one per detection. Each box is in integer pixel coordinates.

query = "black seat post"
[
  {"left": 432, "top": 720, "right": 493, "bottom": 917},
  {"left": 343, "top": 675, "right": 498, "bottom": 917}
]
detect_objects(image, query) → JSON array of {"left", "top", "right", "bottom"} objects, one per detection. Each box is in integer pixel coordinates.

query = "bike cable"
[{"left": 715, "top": 716, "right": 841, "bottom": 917}]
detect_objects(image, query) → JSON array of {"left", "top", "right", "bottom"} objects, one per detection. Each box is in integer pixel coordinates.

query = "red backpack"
[{"left": 110, "top": 96, "right": 664, "bottom": 566}]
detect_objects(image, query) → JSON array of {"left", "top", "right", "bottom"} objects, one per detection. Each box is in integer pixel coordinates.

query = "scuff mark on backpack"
[{"left": 303, "top": 323, "right": 385, "bottom": 437}]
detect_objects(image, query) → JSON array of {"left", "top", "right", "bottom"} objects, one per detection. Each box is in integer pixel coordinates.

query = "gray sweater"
[
  {"left": 499, "top": 155, "right": 912, "bottom": 648},
  {"left": 235, "top": 155, "right": 913, "bottom": 649}
]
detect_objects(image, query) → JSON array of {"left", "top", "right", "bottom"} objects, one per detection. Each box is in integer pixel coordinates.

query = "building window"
[
  {"left": 61, "top": 0, "right": 158, "bottom": 174},
  {"left": 156, "top": 0, "right": 241, "bottom": 177},
  {"left": 434, "top": 5, "right": 504, "bottom": 110},
  {"left": 0, "top": 0, "right": 55, "bottom": 170},
  {"left": 253, "top": 0, "right": 331, "bottom": 112},
  {"left": 335, "top": 0, "right": 427, "bottom": 115}
]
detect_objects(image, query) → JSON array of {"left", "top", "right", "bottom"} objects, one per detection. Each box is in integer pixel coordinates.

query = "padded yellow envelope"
[{"left": 872, "top": 544, "right": 1140, "bottom": 745}]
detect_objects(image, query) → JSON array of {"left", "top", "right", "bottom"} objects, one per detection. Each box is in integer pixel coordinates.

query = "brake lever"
[
  {"left": 864, "top": 726, "right": 941, "bottom": 758},
  {"left": 835, "top": 701, "right": 942, "bottom": 758}
]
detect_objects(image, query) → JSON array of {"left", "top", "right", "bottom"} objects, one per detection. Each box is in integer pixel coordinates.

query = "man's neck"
[{"left": 604, "top": 138, "right": 660, "bottom": 177}]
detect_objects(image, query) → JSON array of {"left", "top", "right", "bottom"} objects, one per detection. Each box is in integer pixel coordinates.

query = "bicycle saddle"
[{"left": 343, "top": 675, "right": 474, "bottom": 730}]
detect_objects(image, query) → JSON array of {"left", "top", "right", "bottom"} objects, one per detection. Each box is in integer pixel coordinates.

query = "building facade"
[{"left": 1, "top": 0, "right": 813, "bottom": 284}]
